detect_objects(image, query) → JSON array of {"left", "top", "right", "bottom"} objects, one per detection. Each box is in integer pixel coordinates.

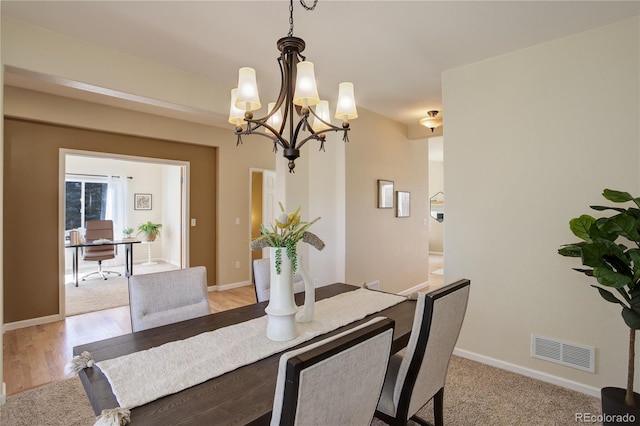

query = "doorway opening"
[
  {"left": 59, "top": 149, "right": 189, "bottom": 316},
  {"left": 429, "top": 136, "right": 444, "bottom": 288},
  {"left": 249, "top": 169, "right": 276, "bottom": 284}
]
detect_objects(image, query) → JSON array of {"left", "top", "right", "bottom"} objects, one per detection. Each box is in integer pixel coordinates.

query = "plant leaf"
[
  {"left": 622, "top": 307, "right": 640, "bottom": 330},
  {"left": 598, "top": 213, "right": 640, "bottom": 242},
  {"left": 569, "top": 215, "right": 596, "bottom": 241},
  {"left": 580, "top": 241, "right": 620, "bottom": 268},
  {"left": 592, "top": 285, "right": 625, "bottom": 306},
  {"left": 603, "top": 189, "right": 635, "bottom": 203},
  {"left": 590, "top": 205, "right": 626, "bottom": 213},
  {"left": 558, "top": 244, "right": 583, "bottom": 257},
  {"left": 593, "top": 266, "right": 632, "bottom": 288},
  {"left": 573, "top": 268, "right": 594, "bottom": 276}
]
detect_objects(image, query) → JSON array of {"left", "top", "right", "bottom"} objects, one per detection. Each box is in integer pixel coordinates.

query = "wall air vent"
[{"left": 531, "top": 334, "right": 595, "bottom": 373}]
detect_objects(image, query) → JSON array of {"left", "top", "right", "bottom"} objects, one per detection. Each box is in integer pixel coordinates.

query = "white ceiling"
[{"left": 2, "top": 1, "right": 639, "bottom": 129}]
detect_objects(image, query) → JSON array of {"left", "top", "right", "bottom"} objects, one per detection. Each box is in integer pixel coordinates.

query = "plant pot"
[
  {"left": 145, "top": 233, "right": 157, "bottom": 242},
  {"left": 601, "top": 387, "right": 640, "bottom": 425}
]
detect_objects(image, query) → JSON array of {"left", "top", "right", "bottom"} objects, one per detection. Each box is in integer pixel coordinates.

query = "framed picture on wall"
[
  {"left": 396, "top": 191, "right": 410, "bottom": 218},
  {"left": 377, "top": 179, "right": 394, "bottom": 208},
  {"left": 134, "top": 193, "right": 152, "bottom": 210}
]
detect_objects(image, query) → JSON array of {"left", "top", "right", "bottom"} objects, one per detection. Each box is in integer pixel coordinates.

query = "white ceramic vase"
[
  {"left": 295, "top": 254, "right": 315, "bottom": 323},
  {"left": 265, "top": 247, "right": 299, "bottom": 341}
]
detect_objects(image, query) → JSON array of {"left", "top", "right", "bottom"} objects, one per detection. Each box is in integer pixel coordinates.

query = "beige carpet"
[
  {"left": 0, "top": 377, "right": 95, "bottom": 426},
  {"left": 65, "top": 276, "right": 130, "bottom": 316},
  {"left": 65, "top": 263, "right": 180, "bottom": 316},
  {"left": 372, "top": 356, "right": 602, "bottom": 426},
  {"left": 0, "top": 355, "right": 601, "bottom": 426}
]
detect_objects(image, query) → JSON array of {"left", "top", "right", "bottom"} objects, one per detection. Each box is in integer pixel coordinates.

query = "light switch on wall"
[
  {"left": 191, "top": 218, "right": 196, "bottom": 226},
  {"left": 235, "top": 218, "right": 240, "bottom": 225}
]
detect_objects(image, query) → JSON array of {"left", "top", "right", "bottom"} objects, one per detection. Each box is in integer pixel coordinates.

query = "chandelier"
[{"left": 228, "top": 0, "right": 358, "bottom": 173}]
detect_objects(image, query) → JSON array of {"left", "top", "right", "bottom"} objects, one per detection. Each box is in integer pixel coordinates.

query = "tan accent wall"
[{"left": 3, "top": 118, "right": 217, "bottom": 322}]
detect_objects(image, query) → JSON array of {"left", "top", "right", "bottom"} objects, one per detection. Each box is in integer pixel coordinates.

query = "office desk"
[
  {"left": 65, "top": 240, "right": 141, "bottom": 287},
  {"left": 75, "top": 283, "right": 416, "bottom": 425}
]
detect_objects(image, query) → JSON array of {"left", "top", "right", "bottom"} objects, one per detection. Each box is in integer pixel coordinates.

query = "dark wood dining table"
[{"left": 74, "top": 283, "right": 417, "bottom": 425}]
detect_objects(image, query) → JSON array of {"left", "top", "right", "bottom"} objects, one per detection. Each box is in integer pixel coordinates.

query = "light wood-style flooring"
[{"left": 3, "top": 285, "right": 257, "bottom": 396}]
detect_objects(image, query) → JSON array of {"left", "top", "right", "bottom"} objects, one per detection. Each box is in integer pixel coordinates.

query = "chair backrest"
[
  {"left": 83, "top": 220, "right": 115, "bottom": 259},
  {"left": 253, "top": 258, "right": 305, "bottom": 303},
  {"left": 271, "top": 317, "right": 395, "bottom": 426},
  {"left": 394, "top": 279, "right": 470, "bottom": 419},
  {"left": 128, "top": 266, "right": 211, "bottom": 332}
]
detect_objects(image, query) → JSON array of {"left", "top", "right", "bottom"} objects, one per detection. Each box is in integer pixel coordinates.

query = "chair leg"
[
  {"left": 433, "top": 387, "right": 444, "bottom": 426},
  {"left": 81, "top": 260, "right": 122, "bottom": 281},
  {"left": 409, "top": 388, "right": 444, "bottom": 426}
]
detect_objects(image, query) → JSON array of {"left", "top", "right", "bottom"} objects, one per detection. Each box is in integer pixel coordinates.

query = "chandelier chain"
[{"left": 288, "top": 0, "right": 319, "bottom": 36}]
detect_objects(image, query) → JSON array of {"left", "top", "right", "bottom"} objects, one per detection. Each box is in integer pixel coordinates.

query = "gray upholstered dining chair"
[
  {"left": 82, "top": 219, "right": 121, "bottom": 281},
  {"left": 128, "top": 266, "right": 211, "bottom": 332},
  {"left": 375, "top": 279, "right": 471, "bottom": 426},
  {"left": 252, "top": 258, "right": 305, "bottom": 303},
  {"left": 270, "top": 316, "right": 395, "bottom": 426}
]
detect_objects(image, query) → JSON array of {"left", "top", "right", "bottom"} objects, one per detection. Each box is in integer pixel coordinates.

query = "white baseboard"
[
  {"left": 453, "top": 348, "right": 601, "bottom": 398},
  {"left": 209, "top": 280, "right": 252, "bottom": 292},
  {"left": 0, "top": 382, "right": 6, "bottom": 407},
  {"left": 398, "top": 281, "right": 430, "bottom": 296},
  {"left": 3, "top": 313, "right": 63, "bottom": 332}
]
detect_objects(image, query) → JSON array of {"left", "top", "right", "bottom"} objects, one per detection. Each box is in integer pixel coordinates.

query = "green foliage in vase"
[{"left": 250, "top": 203, "right": 325, "bottom": 274}]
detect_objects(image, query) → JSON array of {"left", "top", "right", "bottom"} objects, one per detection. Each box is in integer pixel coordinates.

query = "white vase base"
[{"left": 266, "top": 314, "right": 298, "bottom": 341}]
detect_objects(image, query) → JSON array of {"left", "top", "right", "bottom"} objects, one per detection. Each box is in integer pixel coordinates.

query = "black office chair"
[{"left": 82, "top": 220, "right": 121, "bottom": 280}]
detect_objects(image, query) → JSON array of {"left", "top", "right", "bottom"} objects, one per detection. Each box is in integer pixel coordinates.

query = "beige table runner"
[{"left": 96, "top": 288, "right": 406, "bottom": 410}]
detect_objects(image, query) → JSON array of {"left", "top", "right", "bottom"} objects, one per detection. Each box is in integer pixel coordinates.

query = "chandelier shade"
[
  {"left": 230, "top": 0, "right": 357, "bottom": 173},
  {"left": 266, "top": 102, "right": 283, "bottom": 135},
  {"left": 312, "top": 100, "right": 331, "bottom": 132},
  {"left": 335, "top": 82, "right": 358, "bottom": 120},
  {"left": 228, "top": 88, "right": 244, "bottom": 126},
  {"left": 235, "top": 67, "right": 261, "bottom": 111},
  {"left": 293, "top": 61, "right": 320, "bottom": 107}
]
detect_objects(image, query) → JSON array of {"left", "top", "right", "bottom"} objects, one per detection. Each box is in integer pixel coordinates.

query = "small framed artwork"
[
  {"left": 396, "top": 191, "right": 410, "bottom": 218},
  {"left": 134, "top": 193, "right": 152, "bottom": 210},
  {"left": 377, "top": 179, "right": 394, "bottom": 208}
]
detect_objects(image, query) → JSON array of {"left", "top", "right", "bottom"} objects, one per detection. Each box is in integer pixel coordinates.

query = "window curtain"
[{"left": 106, "top": 176, "right": 128, "bottom": 242}]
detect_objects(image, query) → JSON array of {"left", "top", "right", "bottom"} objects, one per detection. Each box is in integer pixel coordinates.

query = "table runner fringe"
[
  {"left": 94, "top": 407, "right": 131, "bottom": 426},
  {"left": 65, "top": 350, "right": 94, "bottom": 375}
]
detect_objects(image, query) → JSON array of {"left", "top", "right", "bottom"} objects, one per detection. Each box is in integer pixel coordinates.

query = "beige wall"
[
  {"left": 443, "top": 17, "right": 640, "bottom": 393},
  {"left": 345, "top": 109, "right": 430, "bottom": 293}
]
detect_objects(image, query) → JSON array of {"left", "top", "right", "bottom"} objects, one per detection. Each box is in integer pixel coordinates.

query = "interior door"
[{"left": 261, "top": 170, "right": 277, "bottom": 258}]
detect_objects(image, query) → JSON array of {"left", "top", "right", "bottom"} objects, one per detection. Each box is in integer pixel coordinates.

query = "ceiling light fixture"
[
  {"left": 420, "top": 110, "right": 442, "bottom": 132},
  {"left": 229, "top": 0, "right": 358, "bottom": 173}
]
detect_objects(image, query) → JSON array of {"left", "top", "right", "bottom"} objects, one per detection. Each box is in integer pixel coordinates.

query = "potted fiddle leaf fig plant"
[
  {"left": 558, "top": 189, "right": 640, "bottom": 423},
  {"left": 137, "top": 221, "right": 162, "bottom": 242}
]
